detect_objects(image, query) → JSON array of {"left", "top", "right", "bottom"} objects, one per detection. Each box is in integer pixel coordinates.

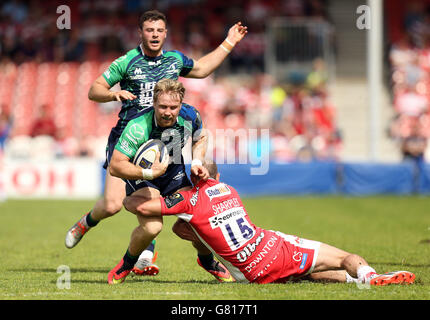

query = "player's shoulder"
[
  {"left": 111, "top": 46, "right": 142, "bottom": 66},
  {"left": 179, "top": 103, "right": 201, "bottom": 119},
  {"left": 179, "top": 103, "right": 203, "bottom": 129},
  {"left": 163, "top": 49, "right": 190, "bottom": 61},
  {"left": 130, "top": 108, "right": 154, "bottom": 124},
  {"left": 123, "top": 108, "right": 154, "bottom": 133}
]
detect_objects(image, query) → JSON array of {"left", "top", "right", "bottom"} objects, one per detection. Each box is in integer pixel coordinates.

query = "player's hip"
[
  {"left": 249, "top": 231, "right": 321, "bottom": 284},
  {"left": 125, "top": 162, "right": 191, "bottom": 197}
]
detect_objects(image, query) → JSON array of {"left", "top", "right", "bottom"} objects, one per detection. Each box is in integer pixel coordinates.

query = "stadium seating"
[{"left": 0, "top": 0, "right": 341, "bottom": 161}]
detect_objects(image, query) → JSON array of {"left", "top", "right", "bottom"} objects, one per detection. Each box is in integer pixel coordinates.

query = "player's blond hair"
[{"left": 153, "top": 79, "right": 186, "bottom": 103}]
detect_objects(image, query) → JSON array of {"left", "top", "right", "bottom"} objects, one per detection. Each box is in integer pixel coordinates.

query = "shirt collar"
[{"left": 139, "top": 43, "right": 164, "bottom": 59}]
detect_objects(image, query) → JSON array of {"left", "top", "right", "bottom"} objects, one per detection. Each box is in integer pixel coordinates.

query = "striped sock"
[
  {"left": 122, "top": 249, "right": 140, "bottom": 270},
  {"left": 85, "top": 211, "right": 99, "bottom": 227}
]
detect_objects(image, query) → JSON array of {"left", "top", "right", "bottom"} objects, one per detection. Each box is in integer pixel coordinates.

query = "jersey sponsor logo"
[
  {"left": 130, "top": 68, "right": 146, "bottom": 80},
  {"left": 299, "top": 253, "right": 308, "bottom": 269},
  {"left": 148, "top": 60, "right": 161, "bottom": 66},
  {"left": 166, "top": 62, "right": 179, "bottom": 75},
  {"left": 189, "top": 188, "right": 199, "bottom": 206},
  {"left": 209, "top": 207, "right": 245, "bottom": 229},
  {"left": 252, "top": 253, "right": 279, "bottom": 281},
  {"left": 236, "top": 232, "right": 265, "bottom": 263},
  {"left": 139, "top": 82, "right": 156, "bottom": 108},
  {"left": 120, "top": 140, "right": 133, "bottom": 155},
  {"left": 244, "top": 234, "right": 278, "bottom": 273},
  {"left": 125, "top": 133, "right": 137, "bottom": 144},
  {"left": 205, "top": 184, "right": 231, "bottom": 201},
  {"left": 172, "top": 171, "right": 185, "bottom": 180},
  {"left": 164, "top": 193, "right": 184, "bottom": 208},
  {"left": 129, "top": 123, "right": 145, "bottom": 140}
]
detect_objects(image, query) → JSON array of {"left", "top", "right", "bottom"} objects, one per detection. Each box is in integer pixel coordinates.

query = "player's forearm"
[
  {"left": 109, "top": 161, "right": 144, "bottom": 180},
  {"left": 192, "top": 132, "right": 208, "bottom": 161},
  {"left": 88, "top": 82, "right": 116, "bottom": 102},
  {"left": 189, "top": 47, "right": 230, "bottom": 78},
  {"left": 187, "top": 22, "right": 247, "bottom": 78}
]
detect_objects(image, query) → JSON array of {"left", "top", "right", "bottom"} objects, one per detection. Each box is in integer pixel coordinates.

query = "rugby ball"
[{"left": 133, "top": 139, "right": 168, "bottom": 169}]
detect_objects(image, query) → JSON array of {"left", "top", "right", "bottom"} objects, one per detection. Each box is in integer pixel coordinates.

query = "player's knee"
[
  {"left": 172, "top": 220, "right": 198, "bottom": 242},
  {"left": 341, "top": 254, "right": 364, "bottom": 271},
  {"left": 142, "top": 221, "right": 163, "bottom": 237},
  {"left": 103, "top": 199, "right": 123, "bottom": 217}
]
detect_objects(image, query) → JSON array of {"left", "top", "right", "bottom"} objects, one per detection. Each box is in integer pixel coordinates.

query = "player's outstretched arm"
[
  {"left": 123, "top": 196, "right": 162, "bottom": 217},
  {"left": 186, "top": 22, "right": 248, "bottom": 78},
  {"left": 88, "top": 75, "right": 137, "bottom": 103}
]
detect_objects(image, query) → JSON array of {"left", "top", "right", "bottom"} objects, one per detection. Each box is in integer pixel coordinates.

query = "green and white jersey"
[
  {"left": 103, "top": 45, "right": 194, "bottom": 133},
  {"left": 115, "top": 103, "right": 203, "bottom": 162}
]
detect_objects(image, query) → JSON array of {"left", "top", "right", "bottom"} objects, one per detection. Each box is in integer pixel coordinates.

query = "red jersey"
[{"left": 160, "top": 178, "right": 286, "bottom": 283}]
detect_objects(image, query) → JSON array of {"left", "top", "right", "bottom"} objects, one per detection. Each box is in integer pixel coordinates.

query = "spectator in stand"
[
  {"left": 389, "top": 34, "right": 417, "bottom": 72},
  {"left": 394, "top": 86, "right": 428, "bottom": 117},
  {"left": 1, "top": 0, "right": 28, "bottom": 24},
  {"left": 0, "top": 104, "right": 11, "bottom": 202},
  {"left": 401, "top": 118, "right": 428, "bottom": 164},
  {"left": 0, "top": 104, "right": 12, "bottom": 152},
  {"left": 29, "top": 104, "right": 58, "bottom": 138}
]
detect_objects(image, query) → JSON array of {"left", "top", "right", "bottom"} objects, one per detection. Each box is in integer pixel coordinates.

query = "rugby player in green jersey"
[
  {"left": 65, "top": 10, "right": 247, "bottom": 278},
  {"left": 107, "top": 79, "right": 234, "bottom": 284}
]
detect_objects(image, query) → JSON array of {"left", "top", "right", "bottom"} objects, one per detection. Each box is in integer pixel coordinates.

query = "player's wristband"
[
  {"left": 191, "top": 159, "right": 203, "bottom": 167},
  {"left": 141, "top": 168, "right": 154, "bottom": 180},
  {"left": 220, "top": 39, "right": 235, "bottom": 53}
]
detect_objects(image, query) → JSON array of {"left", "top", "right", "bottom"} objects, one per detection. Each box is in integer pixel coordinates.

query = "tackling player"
[
  {"left": 123, "top": 159, "right": 416, "bottom": 286},
  {"left": 106, "top": 79, "right": 233, "bottom": 284},
  {"left": 64, "top": 10, "right": 247, "bottom": 275}
]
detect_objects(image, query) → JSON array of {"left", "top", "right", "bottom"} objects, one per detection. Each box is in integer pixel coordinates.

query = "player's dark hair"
[
  {"left": 203, "top": 159, "right": 218, "bottom": 179},
  {"left": 138, "top": 10, "right": 167, "bottom": 29}
]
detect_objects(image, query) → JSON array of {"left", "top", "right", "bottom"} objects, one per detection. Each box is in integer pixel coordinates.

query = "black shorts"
[
  {"left": 125, "top": 163, "right": 192, "bottom": 197},
  {"left": 103, "top": 128, "right": 122, "bottom": 170}
]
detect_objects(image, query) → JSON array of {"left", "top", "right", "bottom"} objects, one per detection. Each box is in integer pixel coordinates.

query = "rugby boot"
[
  {"left": 108, "top": 259, "right": 132, "bottom": 285},
  {"left": 197, "top": 257, "right": 235, "bottom": 283},
  {"left": 364, "top": 271, "right": 415, "bottom": 286},
  {"left": 132, "top": 251, "right": 160, "bottom": 276},
  {"left": 65, "top": 214, "right": 91, "bottom": 249}
]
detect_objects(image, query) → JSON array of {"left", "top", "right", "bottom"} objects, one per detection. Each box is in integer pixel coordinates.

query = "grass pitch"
[{"left": 0, "top": 196, "right": 429, "bottom": 301}]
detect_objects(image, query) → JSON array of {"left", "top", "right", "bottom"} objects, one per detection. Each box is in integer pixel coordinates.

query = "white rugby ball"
[{"left": 133, "top": 139, "right": 168, "bottom": 169}]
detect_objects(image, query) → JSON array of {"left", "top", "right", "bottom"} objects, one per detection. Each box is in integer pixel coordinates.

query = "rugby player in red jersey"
[{"left": 122, "top": 159, "right": 416, "bottom": 286}]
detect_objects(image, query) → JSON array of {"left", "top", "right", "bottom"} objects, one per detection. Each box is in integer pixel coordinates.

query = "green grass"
[{"left": 0, "top": 196, "right": 429, "bottom": 300}]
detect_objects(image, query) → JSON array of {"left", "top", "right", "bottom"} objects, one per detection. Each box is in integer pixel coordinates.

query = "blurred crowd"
[
  {"left": 388, "top": 1, "right": 430, "bottom": 164},
  {"left": 0, "top": 0, "right": 329, "bottom": 69},
  {"left": 0, "top": 0, "right": 340, "bottom": 163}
]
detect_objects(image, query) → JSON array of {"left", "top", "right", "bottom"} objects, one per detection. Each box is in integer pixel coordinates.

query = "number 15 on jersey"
[{"left": 209, "top": 207, "right": 255, "bottom": 250}]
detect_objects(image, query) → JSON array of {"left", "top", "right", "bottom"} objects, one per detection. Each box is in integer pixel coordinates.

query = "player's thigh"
[
  {"left": 132, "top": 187, "right": 163, "bottom": 234},
  {"left": 96, "top": 168, "right": 126, "bottom": 214},
  {"left": 104, "top": 167, "right": 126, "bottom": 201},
  {"left": 313, "top": 243, "right": 350, "bottom": 272}
]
